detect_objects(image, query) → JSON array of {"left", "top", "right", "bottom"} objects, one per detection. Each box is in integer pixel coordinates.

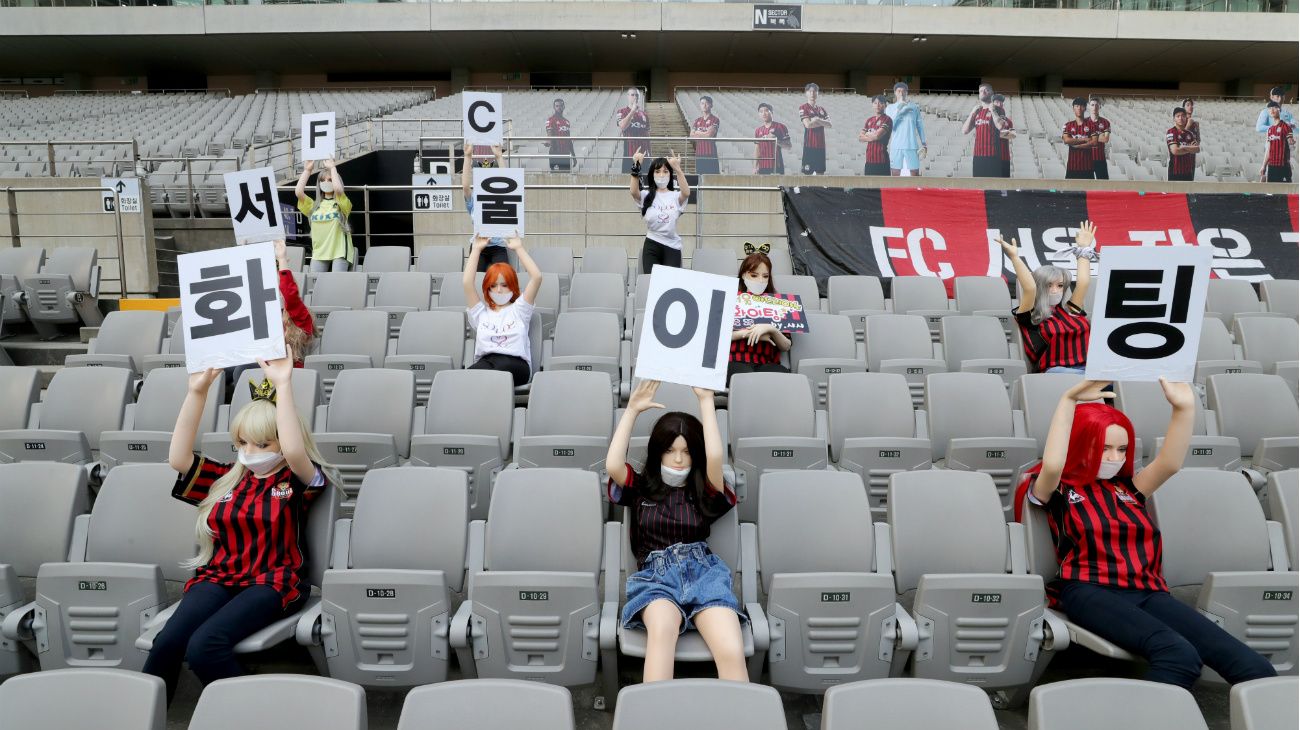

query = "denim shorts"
[{"left": 620, "top": 542, "right": 746, "bottom": 634}]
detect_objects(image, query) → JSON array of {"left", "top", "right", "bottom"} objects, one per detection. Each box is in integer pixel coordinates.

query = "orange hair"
[{"left": 482, "top": 262, "right": 521, "bottom": 309}]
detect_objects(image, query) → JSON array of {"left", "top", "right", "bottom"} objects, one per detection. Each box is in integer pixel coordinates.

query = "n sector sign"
[{"left": 753, "top": 4, "right": 802, "bottom": 30}]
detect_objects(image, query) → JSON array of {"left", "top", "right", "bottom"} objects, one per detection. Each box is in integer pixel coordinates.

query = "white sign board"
[
  {"left": 412, "top": 172, "right": 453, "bottom": 213},
  {"left": 463, "top": 92, "right": 503, "bottom": 146},
  {"left": 1084, "top": 245, "right": 1213, "bottom": 383},
  {"left": 100, "top": 177, "right": 141, "bottom": 214},
  {"left": 634, "top": 266, "right": 738, "bottom": 392},
  {"left": 223, "top": 167, "right": 285, "bottom": 245},
  {"left": 178, "top": 241, "right": 286, "bottom": 373},
  {"left": 471, "top": 167, "right": 525, "bottom": 237},
  {"left": 300, "top": 112, "right": 336, "bottom": 162}
]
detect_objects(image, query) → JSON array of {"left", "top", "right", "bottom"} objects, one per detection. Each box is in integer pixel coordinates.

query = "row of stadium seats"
[
  {"left": 0, "top": 246, "right": 104, "bottom": 338},
  {"left": 5, "top": 670, "right": 1293, "bottom": 730},
  {"left": 1, "top": 458, "right": 1295, "bottom": 698}
]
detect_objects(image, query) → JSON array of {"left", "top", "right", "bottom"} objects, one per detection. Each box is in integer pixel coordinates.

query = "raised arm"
[
  {"left": 1070, "top": 220, "right": 1096, "bottom": 309},
  {"left": 170, "top": 369, "right": 222, "bottom": 473},
  {"left": 257, "top": 349, "right": 315, "bottom": 484},
  {"left": 461, "top": 140, "right": 474, "bottom": 202},
  {"left": 607, "top": 380, "right": 664, "bottom": 487},
  {"left": 1032, "top": 380, "right": 1114, "bottom": 503},
  {"left": 509, "top": 234, "right": 544, "bottom": 304},
  {"left": 463, "top": 235, "right": 487, "bottom": 307},
  {"left": 628, "top": 150, "right": 645, "bottom": 203},
  {"left": 295, "top": 159, "right": 314, "bottom": 203},
  {"left": 668, "top": 150, "right": 689, "bottom": 204},
  {"left": 693, "top": 386, "right": 726, "bottom": 491},
  {"left": 998, "top": 235, "right": 1035, "bottom": 313},
  {"left": 325, "top": 158, "right": 344, "bottom": 197},
  {"left": 1133, "top": 378, "right": 1196, "bottom": 497},
  {"left": 490, "top": 144, "right": 506, "bottom": 168}
]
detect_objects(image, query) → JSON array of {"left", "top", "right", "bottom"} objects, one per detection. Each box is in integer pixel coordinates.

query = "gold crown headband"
[
  {"left": 743, "top": 242, "right": 771, "bottom": 256},
  {"left": 248, "top": 378, "right": 277, "bottom": 404}
]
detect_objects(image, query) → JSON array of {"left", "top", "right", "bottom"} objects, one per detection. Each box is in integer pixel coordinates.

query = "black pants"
[
  {"left": 1065, "top": 169, "right": 1093, "bottom": 180},
  {"left": 1267, "top": 164, "right": 1293, "bottom": 183},
  {"left": 695, "top": 155, "right": 720, "bottom": 175},
  {"left": 469, "top": 352, "right": 531, "bottom": 387},
  {"left": 726, "top": 360, "right": 789, "bottom": 386},
  {"left": 143, "top": 582, "right": 298, "bottom": 704},
  {"left": 641, "top": 238, "right": 682, "bottom": 275},
  {"left": 1169, "top": 166, "right": 1195, "bottom": 182},
  {"left": 972, "top": 155, "right": 1001, "bottom": 178},
  {"left": 801, "top": 147, "right": 826, "bottom": 175},
  {"left": 1000, "top": 159, "right": 1011, "bottom": 178},
  {"left": 1093, "top": 161, "right": 1110, "bottom": 179},
  {"left": 475, "top": 245, "right": 510, "bottom": 273},
  {"left": 1057, "top": 581, "right": 1276, "bottom": 690},
  {"left": 863, "top": 161, "right": 890, "bottom": 176},
  {"left": 549, "top": 157, "right": 572, "bottom": 172}
]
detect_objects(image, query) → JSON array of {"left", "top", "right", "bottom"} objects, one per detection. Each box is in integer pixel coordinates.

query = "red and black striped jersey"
[
  {"left": 608, "top": 464, "right": 736, "bottom": 568},
  {"left": 173, "top": 456, "right": 325, "bottom": 608},
  {"left": 693, "top": 114, "right": 720, "bottom": 157},
  {"left": 863, "top": 113, "right": 892, "bottom": 164},
  {"left": 1166, "top": 127, "right": 1197, "bottom": 176},
  {"left": 1063, "top": 119, "right": 1095, "bottom": 172},
  {"left": 1032, "top": 476, "right": 1168, "bottom": 608},
  {"left": 972, "top": 107, "right": 998, "bottom": 157},
  {"left": 1090, "top": 116, "right": 1111, "bottom": 162},
  {"left": 472, "top": 145, "right": 497, "bottom": 168},
  {"left": 1014, "top": 302, "right": 1090, "bottom": 372},
  {"left": 799, "top": 103, "right": 829, "bottom": 150},
  {"left": 754, "top": 122, "right": 789, "bottom": 172},
  {"left": 999, "top": 116, "right": 1014, "bottom": 162},
  {"left": 545, "top": 114, "right": 573, "bottom": 156},
  {"left": 1267, "top": 121, "right": 1294, "bottom": 167},
  {"left": 618, "top": 107, "right": 650, "bottom": 158}
]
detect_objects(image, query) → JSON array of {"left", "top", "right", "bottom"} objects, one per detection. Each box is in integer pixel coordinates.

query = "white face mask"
[
  {"left": 660, "top": 464, "right": 691, "bottom": 488},
  {"left": 1048, "top": 291, "right": 1064, "bottom": 307},
  {"left": 318, "top": 181, "right": 334, "bottom": 195},
  {"left": 489, "top": 290, "right": 514, "bottom": 306},
  {"left": 239, "top": 450, "right": 285, "bottom": 477},
  {"left": 653, "top": 174, "right": 670, "bottom": 189},
  {"left": 1097, "top": 458, "right": 1125, "bottom": 481},
  {"left": 744, "top": 278, "right": 767, "bottom": 295}
]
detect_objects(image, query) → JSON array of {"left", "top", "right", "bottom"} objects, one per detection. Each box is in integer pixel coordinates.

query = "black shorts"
[
  {"left": 1168, "top": 166, "right": 1195, "bottom": 182},
  {"left": 1000, "top": 159, "right": 1011, "bottom": 178},
  {"left": 972, "top": 156, "right": 1001, "bottom": 178},
  {"left": 863, "top": 161, "right": 890, "bottom": 176},
  {"left": 801, "top": 146, "right": 826, "bottom": 175},
  {"left": 1093, "top": 161, "right": 1109, "bottom": 180},
  {"left": 1267, "top": 165, "right": 1293, "bottom": 183},
  {"left": 549, "top": 157, "right": 571, "bottom": 172},
  {"left": 1065, "top": 169, "right": 1093, "bottom": 180}
]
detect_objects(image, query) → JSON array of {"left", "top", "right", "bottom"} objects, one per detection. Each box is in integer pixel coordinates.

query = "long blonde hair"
[
  {"left": 182, "top": 398, "right": 341, "bottom": 570},
  {"left": 282, "top": 310, "right": 314, "bottom": 357}
]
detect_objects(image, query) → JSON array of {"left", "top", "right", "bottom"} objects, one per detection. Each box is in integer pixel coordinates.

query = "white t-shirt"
[
  {"left": 638, "top": 189, "right": 686, "bottom": 250},
  {"left": 468, "top": 299, "right": 535, "bottom": 367}
]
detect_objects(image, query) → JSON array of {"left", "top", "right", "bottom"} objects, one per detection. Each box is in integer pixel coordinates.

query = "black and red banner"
[{"left": 782, "top": 187, "right": 1299, "bottom": 295}]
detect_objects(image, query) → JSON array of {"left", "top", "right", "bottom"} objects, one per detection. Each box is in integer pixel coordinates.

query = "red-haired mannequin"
[{"left": 463, "top": 233, "right": 542, "bottom": 387}]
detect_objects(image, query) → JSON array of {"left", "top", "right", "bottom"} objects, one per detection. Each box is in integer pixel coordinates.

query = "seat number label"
[
  {"left": 409, "top": 364, "right": 426, "bottom": 371},
  {"left": 24, "top": 442, "right": 46, "bottom": 450},
  {"left": 824, "top": 367, "right": 841, "bottom": 374},
  {"left": 553, "top": 449, "right": 574, "bottom": 457},
  {"left": 443, "top": 447, "right": 465, "bottom": 455},
  {"left": 327, "top": 364, "right": 344, "bottom": 370},
  {"left": 337, "top": 445, "right": 358, "bottom": 454},
  {"left": 520, "top": 591, "right": 549, "bottom": 601},
  {"left": 576, "top": 365, "right": 592, "bottom": 371},
  {"left": 772, "top": 449, "right": 794, "bottom": 458},
  {"left": 128, "top": 443, "right": 148, "bottom": 451},
  {"left": 986, "top": 450, "right": 1005, "bottom": 459},
  {"left": 879, "top": 450, "right": 901, "bottom": 458},
  {"left": 971, "top": 593, "right": 1002, "bottom": 603},
  {"left": 821, "top": 592, "right": 850, "bottom": 603},
  {"left": 1192, "top": 448, "right": 1213, "bottom": 456},
  {"left": 1263, "top": 591, "right": 1293, "bottom": 601},
  {"left": 366, "top": 588, "right": 397, "bottom": 599},
  {"left": 906, "top": 367, "right": 924, "bottom": 374},
  {"left": 78, "top": 580, "right": 107, "bottom": 591}
]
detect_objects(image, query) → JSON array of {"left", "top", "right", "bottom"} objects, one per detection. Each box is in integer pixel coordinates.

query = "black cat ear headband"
[{"left": 743, "top": 242, "right": 771, "bottom": 256}]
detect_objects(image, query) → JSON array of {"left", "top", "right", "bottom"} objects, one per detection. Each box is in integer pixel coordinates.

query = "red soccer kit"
[
  {"left": 1063, "top": 119, "right": 1095, "bottom": 173},
  {"left": 754, "top": 122, "right": 789, "bottom": 172},
  {"left": 618, "top": 107, "right": 650, "bottom": 158},
  {"left": 693, "top": 114, "right": 720, "bottom": 157},
  {"left": 1015, "top": 301, "right": 1090, "bottom": 372},
  {"left": 999, "top": 116, "right": 1014, "bottom": 163},
  {"left": 799, "top": 103, "right": 829, "bottom": 149},
  {"left": 972, "top": 107, "right": 998, "bottom": 158},
  {"left": 1090, "top": 116, "right": 1111, "bottom": 163},
  {"left": 1267, "top": 121, "right": 1294, "bottom": 167},
  {"left": 545, "top": 114, "right": 573, "bottom": 156},
  {"left": 862, "top": 114, "right": 892, "bottom": 165},
  {"left": 1166, "top": 127, "right": 1197, "bottom": 177}
]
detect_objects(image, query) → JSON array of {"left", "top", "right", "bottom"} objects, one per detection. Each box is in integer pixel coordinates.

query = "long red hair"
[
  {"left": 1014, "top": 403, "right": 1137, "bottom": 520},
  {"left": 481, "top": 262, "right": 520, "bottom": 309}
]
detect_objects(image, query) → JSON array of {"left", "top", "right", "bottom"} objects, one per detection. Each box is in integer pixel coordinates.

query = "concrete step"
[{"left": 0, "top": 334, "right": 88, "bottom": 371}]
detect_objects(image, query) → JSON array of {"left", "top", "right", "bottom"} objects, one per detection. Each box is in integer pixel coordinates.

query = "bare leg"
[
  {"left": 890, "top": 168, "right": 901, "bottom": 176},
  {"left": 693, "top": 607, "right": 748, "bottom": 681},
  {"left": 640, "top": 599, "right": 683, "bottom": 682}
]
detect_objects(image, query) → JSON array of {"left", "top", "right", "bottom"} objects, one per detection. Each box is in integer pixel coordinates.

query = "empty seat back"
[
  {"left": 891, "top": 276, "right": 950, "bottom": 314},
  {"left": 729, "top": 372, "right": 826, "bottom": 521},
  {"left": 309, "top": 272, "right": 369, "bottom": 309},
  {"left": 1114, "top": 379, "right": 1239, "bottom": 468},
  {"left": 529, "top": 246, "right": 574, "bottom": 291},
  {"left": 1230, "top": 676, "right": 1300, "bottom": 730},
  {"left": 410, "top": 369, "right": 513, "bottom": 520},
  {"left": 579, "top": 246, "right": 629, "bottom": 280},
  {"left": 546, "top": 311, "right": 622, "bottom": 388},
  {"left": 188, "top": 675, "right": 366, "bottom": 730},
  {"left": 0, "top": 366, "right": 40, "bottom": 430},
  {"left": 0, "top": 247, "right": 44, "bottom": 322},
  {"left": 939, "top": 315, "right": 1024, "bottom": 381},
  {"left": 612, "top": 680, "right": 785, "bottom": 730},
  {"left": 1207, "top": 374, "right": 1298, "bottom": 468},
  {"left": 780, "top": 275, "right": 822, "bottom": 311},
  {"left": 397, "top": 680, "right": 575, "bottom": 730},
  {"left": 0, "top": 668, "right": 166, "bottom": 730},
  {"left": 0, "top": 366, "right": 132, "bottom": 463},
  {"left": 315, "top": 368, "right": 415, "bottom": 497},
  {"left": 567, "top": 272, "right": 626, "bottom": 325},
  {"left": 386, "top": 309, "right": 465, "bottom": 403},
  {"left": 1236, "top": 316, "right": 1299, "bottom": 373},
  {"left": 828, "top": 275, "right": 886, "bottom": 314},
  {"left": 67, "top": 310, "right": 166, "bottom": 373},
  {"left": 1016, "top": 373, "right": 1084, "bottom": 451},
  {"left": 1267, "top": 470, "right": 1298, "bottom": 566},
  {"left": 306, "top": 310, "right": 392, "bottom": 399},
  {"left": 516, "top": 370, "right": 613, "bottom": 474},
  {"left": 954, "top": 276, "right": 1013, "bottom": 315},
  {"left": 373, "top": 271, "right": 433, "bottom": 310},
  {"left": 827, "top": 372, "right": 929, "bottom": 514},
  {"left": 690, "top": 248, "right": 738, "bottom": 277},
  {"left": 1261, "top": 279, "right": 1299, "bottom": 318},
  {"left": 821, "top": 678, "right": 999, "bottom": 730},
  {"left": 1028, "top": 678, "right": 1209, "bottom": 730},
  {"left": 1206, "top": 279, "right": 1264, "bottom": 319},
  {"left": 415, "top": 245, "right": 463, "bottom": 275},
  {"left": 361, "top": 245, "right": 411, "bottom": 273},
  {"left": 99, "top": 367, "right": 223, "bottom": 470},
  {"left": 788, "top": 311, "right": 863, "bottom": 408}
]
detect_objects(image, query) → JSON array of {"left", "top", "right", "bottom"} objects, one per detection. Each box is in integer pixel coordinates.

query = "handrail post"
[
  {"left": 113, "top": 195, "right": 126, "bottom": 296},
  {"left": 130, "top": 139, "right": 139, "bottom": 173},
  {"left": 186, "top": 160, "right": 196, "bottom": 218},
  {"left": 46, "top": 141, "right": 56, "bottom": 177},
  {"left": 5, "top": 188, "right": 21, "bottom": 247},
  {"left": 363, "top": 185, "right": 371, "bottom": 253}
]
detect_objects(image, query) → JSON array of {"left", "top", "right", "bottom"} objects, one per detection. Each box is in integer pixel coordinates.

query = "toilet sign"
[
  {"left": 412, "top": 170, "right": 453, "bottom": 212},
  {"left": 300, "top": 112, "right": 336, "bottom": 162},
  {"left": 100, "top": 177, "right": 141, "bottom": 214}
]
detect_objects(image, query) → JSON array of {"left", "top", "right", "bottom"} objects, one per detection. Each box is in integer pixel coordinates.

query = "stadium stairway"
[{"left": 645, "top": 102, "right": 691, "bottom": 164}]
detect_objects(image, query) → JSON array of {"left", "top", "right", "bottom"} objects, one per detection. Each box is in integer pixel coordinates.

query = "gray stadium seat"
[
  {"left": 890, "top": 276, "right": 955, "bottom": 340},
  {"left": 729, "top": 373, "right": 829, "bottom": 522},
  {"left": 303, "top": 309, "right": 392, "bottom": 400},
  {"left": 383, "top": 309, "right": 465, "bottom": 405},
  {"left": 201, "top": 367, "right": 322, "bottom": 461},
  {"left": 925, "top": 373, "right": 1038, "bottom": 517},
  {"left": 433, "top": 271, "right": 479, "bottom": 313},
  {"left": 99, "top": 367, "right": 224, "bottom": 471},
  {"left": 780, "top": 274, "right": 825, "bottom": 312},
  {"left": 0, "top": 366, "right": 39, "bottom": 431},
  {"left": 1113, "top": 379, "right": 1241, "bottom": 470},
  {"left": 631, "top": 274, "right": 652, "bottom": 315},
  {"left": 579, "top": 246, "right": 631, "bottom": 286},
  {"left": 954, "top": 275, "right": 1015, "bottom": 333},
  {"left": 0, "top": 462, "right": 88, "bottom": 676},
  {"left": 20, "top": 247, "right": 103, "bottom": 338},
  {"left": 0, "top": 668, "right": 166, "bottom": 730},
  {"left": 451, "top": 468, "right": 608, "bottom": 688},
  {"left": 1206, "top": 279, "right": 1279, "bottom": 330},
  {"left": 63, "top": 310, "right": 166, "bottom": 376},
  {"left": 1235, "top": 317, "right": 1299, "bottom": 396},
  {"left": 141, "top": 312, "right": 189, "bottom": 374},
  {"left": 1260, "top": 279, "right": 1299, "bottom": 319},
  {"left": 516, "top": 272, "right": 562, "bottom": 339},
  {"left": 1267, "top": 470, "right": 1298, "bottom": 566},
  {"left": 1207, "top": 374, "right": 1298, "bottom": 484},
  {"left": 567, "top": 272, "right": 627, "bottom": 333},
  {"left": 1196, "top": 318, "right": 1263, "bottom": 384},
  {"left": 397, "top": 680, "right": 575, "bottom": 730},
  {"left": 1150, "top": 470, "right": 1298, "bottom": 677},
  {"left": 9, "top": 463, "right": 196, "bottom": 671},
  {"left": 0, "top": 366, "right": 132, "bottom": 465},
  {"left": 298, "top": 467, "right": 468, "bottom": 687},
  {"left": 1230, "top": 676, "right": 1299, "bottom": 730},
  {"left": 371, "top": 271, "right": 433, "bottom": 337},
  {"left": 1015, "top": 373, "right": 1083, "bottom": 452},
  {"left": 312, "top": 368, "right": 418, "bottom": 503},
  {"left": 361, "top": 245, "right": 411, "bottom": 274},
  {"left": 864, "top": 314, "right": 947, "bottom": 407},
  {"left": 940, "top": 315, "right": 1026, "bottom": 388},
  {"left": 827, "top": 372, "right": 930, "bottom": 517},
  {"left": 611, "top": 680, "right": 785, "bottom": 730},
  {"left": 621, "top": 380, "right": 731, "bottom": 473},
  {"left": 828, "top": 275, "right": 887, "bottom": 341},
  {"left": 820, "top": 678, "right": 1000, "bottom": 730},
  {"left": 691, "top": 248, "right": 739, "bottom": 277},
  {"left": 530, "top": 246, "right": 574, "bottom": 295},
  {"left": 542, "top": 312, "right": 628, "bottom": 396},
  {"left": 283, "top": 244, "right": 306, "bottom": 273},
  {"left": 889, "top": 470, "right": 1064, "bottom": 699},
  {"left": 0, "top": 246, "right": 44, "bottom": 328},
  {"left": 409, "top": 369, "right": 515, "bottom": 521},
  {"left": 414, "top": 245, "right": 463, "bottom": 295},
  {"left": 188, "top": 675, "right": 366, "bottom": 730},
  {"left": 758, "top": 472, "right": 915, "bottom": 692},
  {"left": 1028, "top": 678, "right": 1208, "bottom": 730},
  {"left": 767, "top": 247, "right": 793, "bottom": 276},
  {"left": 307, "top": 271, "right": 369, "bottom": 332},
  {"left": 789, "top": 312, "right": 865, "bottom": 409},
  {"left": 512, "top": 370, "right": 613, "bottom": 476}
]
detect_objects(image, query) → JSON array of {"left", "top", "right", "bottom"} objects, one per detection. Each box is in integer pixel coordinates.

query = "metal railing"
[
  {"left": 0, "top": 140, "right": 140, "bottom": 177},
  {"left": 2, "top": 185, "right": 130, "bottom": 296},
  {"left": 6, "top": 0, "right": 1286, "bottom": 9},
  {"left": 414, "top": 134, "right": 792, "bottom": 173}
]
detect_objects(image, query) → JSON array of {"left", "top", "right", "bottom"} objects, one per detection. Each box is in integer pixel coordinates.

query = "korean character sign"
[
  {"left": 733, "top": 292, "right": 810, "bottom": 333},
  {"left": 223, "top": 167, "right": 285, "bottom": 245},
  {"left": 462, "top": 92, "right": 503, "bottom": 146},
  {"left": 178, "top": 241, "right": 285, "bottom": 372},
  {"left": 300, "top": 112, "right": 336, "bottom": 162},
  {"left": 1084, "top": 245, "right": 1213, "bottom": 383},
  {"left": 634, "top": 266, "right": 738, "bottom": 392},
  {"left": 472, "top": 167, "right": 525, "bottom": 238}
]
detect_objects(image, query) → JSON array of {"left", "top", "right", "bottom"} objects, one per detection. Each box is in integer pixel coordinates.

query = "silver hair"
[{"left": 1029, "top": 264, "right": 1071, "bottom": 325}]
